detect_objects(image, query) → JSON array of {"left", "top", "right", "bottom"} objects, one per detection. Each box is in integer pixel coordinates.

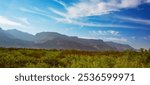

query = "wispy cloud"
[
  {"left": 0, "top": 16, "right": 33, "bottom": 33},
  {"left": 48, "top": 7, "right": 67, "bottom": 17},
  {"left": 80, "top": 36, "right": 128, "bottom": 42},
  {"left": 48, "top": 0, "right": 149, "bottom": 29},
  {"left": 20, "top": 7, "right": 38, "bottom": 14},
  {"left": 20, "top": 6, "right": 133, "bottom": 29},
  {"left": 0, "top": 16, "right": 23, "bottom": 27},
  {"left": 19, "top": 7, "right": 54, "bottom": 19},
  {"left": 17, "top": 17, "right": 30, "bottom": 25},
  {"left": 146, "top": 0, "right": 150, "bottom": 3},
  {"left": 88, "top": 30, "right": 127, "bottom": 42},
  {"left": 48, "top": 7, "right": 135, "bottom": 28},
  {"left": 116, "top": 16, "right": 150, "bottom": 25},
  {"left": 52, "top": 16, "right": 141, "bottom": 29},
  {"left": 105, "top": 37, "right": 128, "bottom": 42},
  {"left": 66, "top": 0, "right": 150, "bottom": 18},
  {"left": 53, "top": 0, "right": 68, "bottom": 9},
  {"left": 89, "top": 30, "right": 119, "bottom": 36},
  {"left": 144, "top": 36, "right": 150, "bottom": 40},
  {"left": 131, "top": 36, "right": 136, "bottom": 39}
]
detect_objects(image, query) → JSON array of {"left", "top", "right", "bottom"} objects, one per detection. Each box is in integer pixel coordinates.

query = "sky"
[{"left": 0, "top": 0, "right": 150, "bottom": 49}]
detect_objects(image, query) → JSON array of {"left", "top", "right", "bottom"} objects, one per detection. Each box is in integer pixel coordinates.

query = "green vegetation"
[{"left": 0, "top": 47, "right": 150, "bottom": 68}]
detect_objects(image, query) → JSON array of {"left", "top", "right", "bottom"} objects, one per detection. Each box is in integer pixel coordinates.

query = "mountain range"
[{"left": 0, "top": 27, "right": 134, "bottom": 51}]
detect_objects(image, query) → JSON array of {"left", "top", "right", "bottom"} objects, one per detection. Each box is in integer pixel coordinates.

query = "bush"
[{"left": 0, "top": 48, "right": 150, "bottom": 68}]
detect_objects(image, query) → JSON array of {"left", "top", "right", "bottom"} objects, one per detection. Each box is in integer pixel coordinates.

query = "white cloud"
[
  {"left": 146, "top": 0, "right": 150, "bottom": 3},
  {"left": 0, "top": 16, "right": 22, "bottom": 27},
  {"left": 20, "top": 7, "right": 38, "bottom": 14},
  {"left": 33, "top": 7, "right": 47, "bottom": 13},
  {"left": 53, "top": 16, "right": 138, "bottom": 28},
  {"left": 88, "top": 30, "right": 127, "bottom": 42},
  {"left": 48, "top": 7, "right": 67, "bottom": 17},
  {"left": 67, "top": 0, "right": 117, "bottom": 18},
  {"left": 18, "top": 17, "right": 30, "bottom": 25},
  {"left": 0, "top": 16, "right": 34, "bottom": 33},
  {"left": 66, "top": 0, "right": 150, "bottom": 18},
  {"left": 131, "top": 36, "right": 136, "bottom": 39},
  {"left": 105, "top": 37, "right": 128, "bottom": 42},
  {"left": 80, "top": 36, "right": 128, "bottom": 42},
  {"left": 19, "top": 4, "right": 147, "bottom": 29},
  {"left": 48, "top": 0, "right": 150, "bottom": 29},
  {"left": 20, "top": 7, "right": 54, "bottom": 20},
  {"left": 109, "top": 30, "right": 119, "bottom": 36},
  {"left": 89, "top": 30, "right": 119, "bottom": 36},
  {"left": 116, "top": 16, "right": 150, "bottom": 25},
  {"left": 118, "top": 0, "right": 141, "bottom": 8},
  {"left": 53, "top": 0, "right": 68, "bottom": 9},
  {"left": 144, "top": 36, "right": 150, "bottom": 40}
]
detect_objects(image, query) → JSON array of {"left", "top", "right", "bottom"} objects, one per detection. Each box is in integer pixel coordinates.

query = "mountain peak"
[
  {"left": 6, "top": 29, "right": 35, "bottom": 42},
  {"left": 7, "top": 29, "right": 22, "bottom": 32}
]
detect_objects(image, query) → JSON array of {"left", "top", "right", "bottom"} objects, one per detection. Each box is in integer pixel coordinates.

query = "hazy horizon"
[{"left": 0, "top": 0, "right": 150, "bottom": 49}]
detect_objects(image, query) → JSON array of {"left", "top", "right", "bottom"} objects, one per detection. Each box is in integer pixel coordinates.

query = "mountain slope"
[
  {"left": 0, "top": 28, "right": 34, "bottom": 48},
  {"left": 6, "top": 29, "right": 35, "bottom": 42},
  {"left": 35, "top": 37, "right": 97, "bottom": 51},
  {"left": 106, "top": 42, "right": 134, "bottom": 51},
  {"left": 35, "top": 32, "right": 68, "bottom": 43}
]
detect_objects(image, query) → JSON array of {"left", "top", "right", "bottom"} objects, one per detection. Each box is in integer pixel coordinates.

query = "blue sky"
[{"left": 0, "top": 0, "right": 150, "bottom": 49}]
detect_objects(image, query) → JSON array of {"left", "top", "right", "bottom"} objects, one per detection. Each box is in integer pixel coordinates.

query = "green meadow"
[{"left": 0, "top": 48, "right": 150, "bottom": 68}]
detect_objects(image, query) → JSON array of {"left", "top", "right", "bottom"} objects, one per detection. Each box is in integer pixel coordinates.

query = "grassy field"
[{"left": 0, "top": 47, "right": 150, "bottom": 68}]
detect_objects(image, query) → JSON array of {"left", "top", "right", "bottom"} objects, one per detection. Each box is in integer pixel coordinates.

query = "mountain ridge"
[
  {"left": 0, "top": 27, "right": 134, "bottom": 51},
  {"left": 6, "top": 29, "right": 35, "bottom": 42}
]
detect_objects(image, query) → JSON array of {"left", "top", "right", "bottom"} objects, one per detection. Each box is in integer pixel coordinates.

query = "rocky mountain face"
[{"left": 0, "top": 27, "right": 134, "bottom": 51}]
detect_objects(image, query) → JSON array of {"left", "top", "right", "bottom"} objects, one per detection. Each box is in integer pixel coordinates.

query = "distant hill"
[
  {"left": 35, "top": 32, "right": 115, "bottom": 51},
  {"left": 0, "top": 27, "right": 134, "bottom": 51}
]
